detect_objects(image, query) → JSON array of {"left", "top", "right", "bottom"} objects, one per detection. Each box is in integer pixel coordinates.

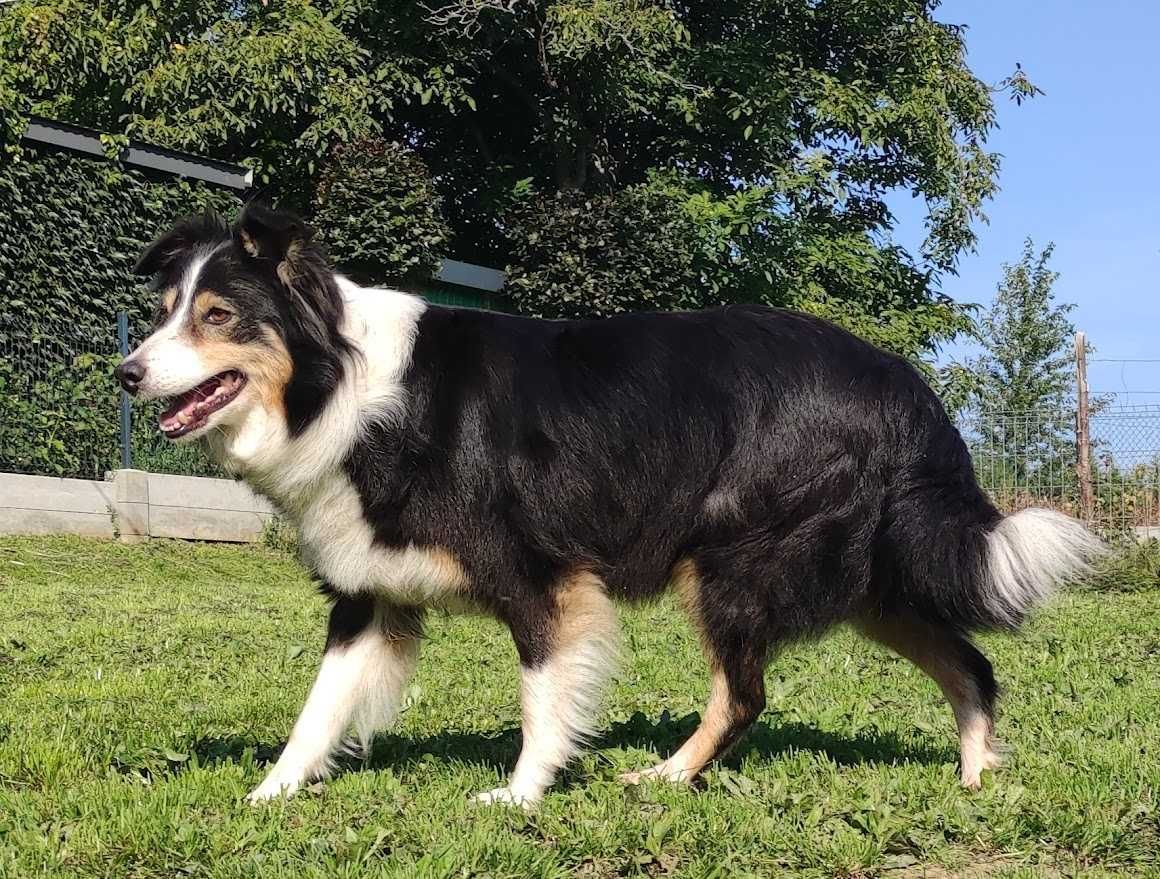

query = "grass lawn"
[{"left": 0, "top": 537, "right": 1157, "bottom": 878}]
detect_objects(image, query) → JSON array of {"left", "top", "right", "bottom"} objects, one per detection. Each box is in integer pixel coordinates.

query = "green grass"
[{"left": 1, "top": 538, "right": 1157, "bottom": 878}]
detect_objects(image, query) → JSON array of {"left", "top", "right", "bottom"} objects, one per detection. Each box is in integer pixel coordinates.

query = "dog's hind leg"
[
  {"left": 855, "top": 613, "right": 1001, "bottom": 789},
  {"left": 476, "top": 571, "right": 620, "bottom": 807},
  {"left": 621, "top": 559, "right": 768, "bottom": 784},
  {"left": 247, "top": 595, "right": 423, "bottom": 802}
]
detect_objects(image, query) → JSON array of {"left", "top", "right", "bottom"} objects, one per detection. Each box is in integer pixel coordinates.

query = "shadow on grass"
[
  {"left": 182, "top": 710, "right": 954, "bottom": 783},
  {"left": 598, "top": 710, "right": 956, "bottom": 769}
]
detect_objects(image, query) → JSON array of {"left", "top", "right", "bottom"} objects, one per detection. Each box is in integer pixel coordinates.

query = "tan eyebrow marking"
[{"left": 194, "top": 289, "right": 230, "bottom": 311}]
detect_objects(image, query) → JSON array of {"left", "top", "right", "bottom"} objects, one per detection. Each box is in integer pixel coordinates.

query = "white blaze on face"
[{"left": 128, "top": 246, "right": 220, "bottom": 401}]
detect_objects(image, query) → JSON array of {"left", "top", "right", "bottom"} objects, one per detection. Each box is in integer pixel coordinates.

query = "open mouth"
[{"left": 159, "top": 370, "right": 248, "bottom": 439}]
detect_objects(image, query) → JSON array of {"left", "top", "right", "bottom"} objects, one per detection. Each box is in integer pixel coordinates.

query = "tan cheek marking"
[
  {"left": 189, "top": 329, "right": 293, "bottom": 417},
  {"left": 253, "top": 328, "right": 294, "bottom": 415},
  {"left": 162, "top": 289, "right": 178, "bottom": 315}
]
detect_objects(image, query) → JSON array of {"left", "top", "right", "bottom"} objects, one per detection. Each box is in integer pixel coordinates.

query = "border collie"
[{"left": 115, "top": 205, "right": 1102, "bottom": 806}]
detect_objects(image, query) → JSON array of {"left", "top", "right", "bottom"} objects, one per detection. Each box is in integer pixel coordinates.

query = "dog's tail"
[
  {"left": 887, "top": 495, "right": 1105, "bottom": 631},
  {"left": 971, "top": 507, "right": 1105, "bottom": 628}
]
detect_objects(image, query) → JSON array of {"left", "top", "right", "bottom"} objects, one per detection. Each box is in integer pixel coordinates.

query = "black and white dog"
[{"left": 115, "top": 205, "right": 1101, "bottom": 805}]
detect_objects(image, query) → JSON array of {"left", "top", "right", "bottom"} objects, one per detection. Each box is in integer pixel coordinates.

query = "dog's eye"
[{"left": 204, "top": 307, "right": 233, "bottom": 325}]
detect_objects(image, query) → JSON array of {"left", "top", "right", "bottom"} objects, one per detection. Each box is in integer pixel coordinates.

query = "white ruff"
[
  {"left": 208, "top": 281, "right": 462, "bottom": 600},
  {"left": 214, "top": 279, "right": 424, "bottom": 498}
]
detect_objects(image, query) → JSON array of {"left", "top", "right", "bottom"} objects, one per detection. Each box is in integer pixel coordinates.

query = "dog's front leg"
[
  {"left": 475, "top": 573, "right": 620, "bottom": 807},
  {"left": 247, "top": 595, "right": 422, "bottom": 802}
]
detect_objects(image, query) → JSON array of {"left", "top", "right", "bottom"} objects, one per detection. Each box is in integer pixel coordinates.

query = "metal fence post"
[
  {"left": 117, "top": 311, "right": 132, "bottom": 470},
  {"left": 1074, "top": 331, "right": 1094, "bottom": 524}
]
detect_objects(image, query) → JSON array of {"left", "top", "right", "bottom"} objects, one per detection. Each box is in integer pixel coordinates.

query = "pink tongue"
[{"left": 159, "top": 377, "right": 222, "bottom": 428}]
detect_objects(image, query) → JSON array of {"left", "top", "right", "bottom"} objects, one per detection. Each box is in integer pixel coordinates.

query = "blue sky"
[{"left": 893, "top": 0, "right": 1160, "bottom": 402}]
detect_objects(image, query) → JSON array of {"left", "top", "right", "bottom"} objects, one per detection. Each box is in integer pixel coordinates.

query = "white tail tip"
[{"left": 984, "top": 508, "right": 1106, "bottom": 626}]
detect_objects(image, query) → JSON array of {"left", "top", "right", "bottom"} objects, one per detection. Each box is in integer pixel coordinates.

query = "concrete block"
[
  {"left": 0, "top": 506, "right": 115, "bottom": 539},
  {"left": 111, "top": 469, "right": 150, "bottom": 542},
  {"left": 148, "top": 505, "right": 272, "bottom": 543},
  {"left": 1, "top": 469, "right": 276, "bottom": 543},
  {"left": 114, "top": 469, "right": 150, "bottom": 504},
  {"left": 146, "top": 472, "right": 275, "bottom": 514},
  {"left": 0, "top": 473, "right": 115, "bottom": 514}
]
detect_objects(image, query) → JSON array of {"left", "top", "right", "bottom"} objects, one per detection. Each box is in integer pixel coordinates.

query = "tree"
[
  {"left": 0, "top": 0, "right": 469, "bottom": 206},
  {"left": 965, "top": 239, "right": 1076, "bottom": 488},
  {"left": 1, "top": 0, "right": 1037, "bottom": 367},
  {"left": 970, "top": 240, "right": 1074, "bottom": 414}
]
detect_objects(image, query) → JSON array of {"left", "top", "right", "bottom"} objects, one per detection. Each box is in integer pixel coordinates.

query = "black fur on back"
[{"left": 341, "top": 303, "right": 1007, "bottom": 663}]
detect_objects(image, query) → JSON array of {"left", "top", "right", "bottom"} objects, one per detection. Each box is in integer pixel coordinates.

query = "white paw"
[
  {"left": 961, "top": 749, "right": 1003, "bottom": 790},
  {"left": 473, "top": 787, "right": 536, "bottom": 809},
  {"left": 619, "top": 762, "right": 692, "bottom": 785},
  {"left": 246, "top": 774, "right": 303, "bottom": 803},
  {"left": 618, "top": 769, "right": 652, "bottom": 785}
]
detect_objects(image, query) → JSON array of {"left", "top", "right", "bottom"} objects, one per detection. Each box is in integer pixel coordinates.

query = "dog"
[{"left": 115, "top": 204, "right": 1102, "bottom": 805}]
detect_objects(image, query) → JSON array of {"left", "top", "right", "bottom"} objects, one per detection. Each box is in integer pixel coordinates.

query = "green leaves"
[
  {"left": 0, "top": 0, "right": 1031, "bottom": 377},
  {"left": 313, "top": 138, "right": 451, "bottom": 285},
  {"left": 0, "top": 0, "right": 471, "bottom": 207},
  {"left": 0, "top": 149, "right": 236, "bottom": 477},
  {"left": 960, "top": 239, "right": 1078, "bottom": 493}
]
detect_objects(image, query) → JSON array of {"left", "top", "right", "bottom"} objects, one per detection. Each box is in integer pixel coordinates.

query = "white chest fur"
[
  {"left": 291, "top": 470, "right": 468, "bottom": 605},
  {"left": 223, "top": 281, "right": 467, "bottom": 606}
]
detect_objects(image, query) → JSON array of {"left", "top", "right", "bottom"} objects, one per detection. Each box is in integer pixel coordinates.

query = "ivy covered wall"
[
  {"left": 0, "top": 148, "right": 240, "bottom": 330},
  {"left": 0, "top": 148, "right": 240, "bottom": 477}
]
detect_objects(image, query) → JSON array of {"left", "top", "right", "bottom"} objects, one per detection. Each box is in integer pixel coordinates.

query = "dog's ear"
[
  {"left": 134, "top": 211, "right": 228, "bottom": 277},
  {"left": 235, "top": 203, "right": 343, "bottom": 350},
  {"left": 233, "top": 203, "right": 313, "bottom": 269}
]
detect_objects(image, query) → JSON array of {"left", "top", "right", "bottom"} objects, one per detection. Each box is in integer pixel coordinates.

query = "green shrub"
[
  {"left": 1085, "top": 540, "right": 1160, "bottom": 593},
  {"left": 503, "top": 183, "right": 709, "bottom": 319},
  {"left": 313, "top": 138, "right": 450, "bottom": 285},
  {"left": 260, "top": 517, "right": 299, "bottom": 556},
  {"left": 0, "top": 349, "right": 121, "bottom": 477},
  {"left": 0, "top": 148, "right": 239, "bottom": 330}
]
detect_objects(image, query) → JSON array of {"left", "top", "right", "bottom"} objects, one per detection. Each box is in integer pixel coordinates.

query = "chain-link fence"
[
  {"left": 1089, "top": 403, "right": 1160, "bottom": 533},
  {"left": 0, "top": 315, "right": 216, "bottom": 479},
  {"left": 959, "top": 400, "right": 1160, "bottom": 535}
]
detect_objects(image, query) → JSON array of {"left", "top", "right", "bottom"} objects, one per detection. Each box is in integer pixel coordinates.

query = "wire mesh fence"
[
  {"left": 1089, "top": 403, "right": 1160, "bottom": 533},
  {"left": 959, "top": 400, "right": 1160, "bottom": 535},
  {"left": 0, "top": 316, "right": 217, "bottom": 480},
  {"left": 1, "top": 319, "right": 122, "bottom": 479}
]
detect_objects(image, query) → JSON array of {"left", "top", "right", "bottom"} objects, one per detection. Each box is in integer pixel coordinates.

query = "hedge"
[{"left": 0, "top": 148, "right": 239, "bottom": 477}]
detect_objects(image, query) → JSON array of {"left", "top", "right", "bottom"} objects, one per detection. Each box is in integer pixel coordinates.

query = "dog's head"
[{"left": 116, "top": 204, "right": 354, "bottom": 447}]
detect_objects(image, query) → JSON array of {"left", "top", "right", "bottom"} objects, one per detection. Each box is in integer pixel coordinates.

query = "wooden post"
[{"left": 1075, "top": 331, "right": 1094, "bottom": 523}]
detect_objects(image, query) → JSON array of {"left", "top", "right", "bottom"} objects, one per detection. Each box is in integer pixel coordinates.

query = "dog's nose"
[{"left": 114, "top": 359, "right": 146, "bottom": 395}]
